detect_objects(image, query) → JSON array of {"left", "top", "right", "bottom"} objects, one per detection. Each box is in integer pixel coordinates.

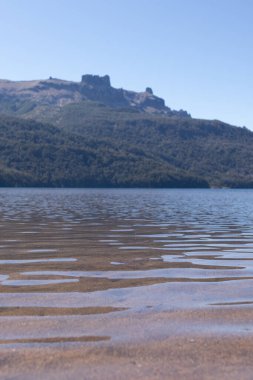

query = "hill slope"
[
  {"left": 56, "top": 101, "right": 253, "bottom": 188},
  {"left": 0, "top": 74, "right": 252, "bottom": 188}
]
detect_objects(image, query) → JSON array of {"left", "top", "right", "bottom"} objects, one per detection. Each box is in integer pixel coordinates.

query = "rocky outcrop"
[
  {"left": 78, "top": 75, "right": 189, "bottom": 116},
  {"left": 80, "top": 75, "right": 128, "bottom": 107},
  {"left": 81, "top": 74, "right": 111, "bottom": 87},
  {"left": 145, "top": 87, "right": 153, "bottom": 95}
]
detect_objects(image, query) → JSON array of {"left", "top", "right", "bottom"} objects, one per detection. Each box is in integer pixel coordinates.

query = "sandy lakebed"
[{"left": 1, "top": 188, "right": 253, "bottom": 379}]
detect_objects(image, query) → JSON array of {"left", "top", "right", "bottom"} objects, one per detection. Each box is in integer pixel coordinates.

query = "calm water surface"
[{"left": 1, "top": 188, "right": 253, "bottom": 345}]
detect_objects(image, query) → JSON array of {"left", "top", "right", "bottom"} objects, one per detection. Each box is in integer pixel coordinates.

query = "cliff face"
[{"left": 0, "top": 74, "right": 190, "bottom": 119}]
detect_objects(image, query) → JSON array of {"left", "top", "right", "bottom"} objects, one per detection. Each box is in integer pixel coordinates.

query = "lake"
[{"left": 1, "top": 188, "right": 253, "bottom": 379}]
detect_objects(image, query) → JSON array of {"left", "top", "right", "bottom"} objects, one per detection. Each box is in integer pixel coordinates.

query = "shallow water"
[{"left": 1, "top": 188, "right": 253, "bottom": 347}]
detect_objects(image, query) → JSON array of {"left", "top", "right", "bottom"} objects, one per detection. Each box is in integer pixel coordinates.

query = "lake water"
[{"left": 1, "top": 188, "right": 253, "bottom": 378}]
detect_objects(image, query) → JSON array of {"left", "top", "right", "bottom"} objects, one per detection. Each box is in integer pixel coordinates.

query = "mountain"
[{"left": 0, "top": 74, "right": 252, "bottom": 188}]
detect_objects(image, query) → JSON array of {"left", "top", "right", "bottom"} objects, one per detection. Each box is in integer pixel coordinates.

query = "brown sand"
[{"left": 1, "top": 305, "right": 253, "bottom": 379}]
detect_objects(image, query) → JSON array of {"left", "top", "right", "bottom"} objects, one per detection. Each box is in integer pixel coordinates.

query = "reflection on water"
[
  {"left": 2, "top": 279, "right": 79, "bottom": 286},
  {"left": 1, "top": 188, "right": 253, "bottom": 346}
]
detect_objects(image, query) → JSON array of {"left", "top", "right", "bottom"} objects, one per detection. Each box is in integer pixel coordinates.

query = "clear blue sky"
[{"left": 0, "top": 0, "right": 253, "bottom": 128}]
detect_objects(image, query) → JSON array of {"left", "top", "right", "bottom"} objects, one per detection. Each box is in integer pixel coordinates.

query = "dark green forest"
[{"left": 0, "top": 114, "right": 209, "bottom": 187}]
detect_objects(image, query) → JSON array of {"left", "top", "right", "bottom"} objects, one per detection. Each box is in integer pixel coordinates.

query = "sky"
[{"left": 0, "top": 0, "right": 253, "bottom": 128}]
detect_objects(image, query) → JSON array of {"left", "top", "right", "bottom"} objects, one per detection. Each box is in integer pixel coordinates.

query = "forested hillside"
[{"left": 0, "top": 115, "right": 208, "bottom": 187}]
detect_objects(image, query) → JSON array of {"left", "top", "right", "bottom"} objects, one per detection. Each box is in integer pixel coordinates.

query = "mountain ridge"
[{"left": 0, "top": 74, "right": 190, "bottom": 120}]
